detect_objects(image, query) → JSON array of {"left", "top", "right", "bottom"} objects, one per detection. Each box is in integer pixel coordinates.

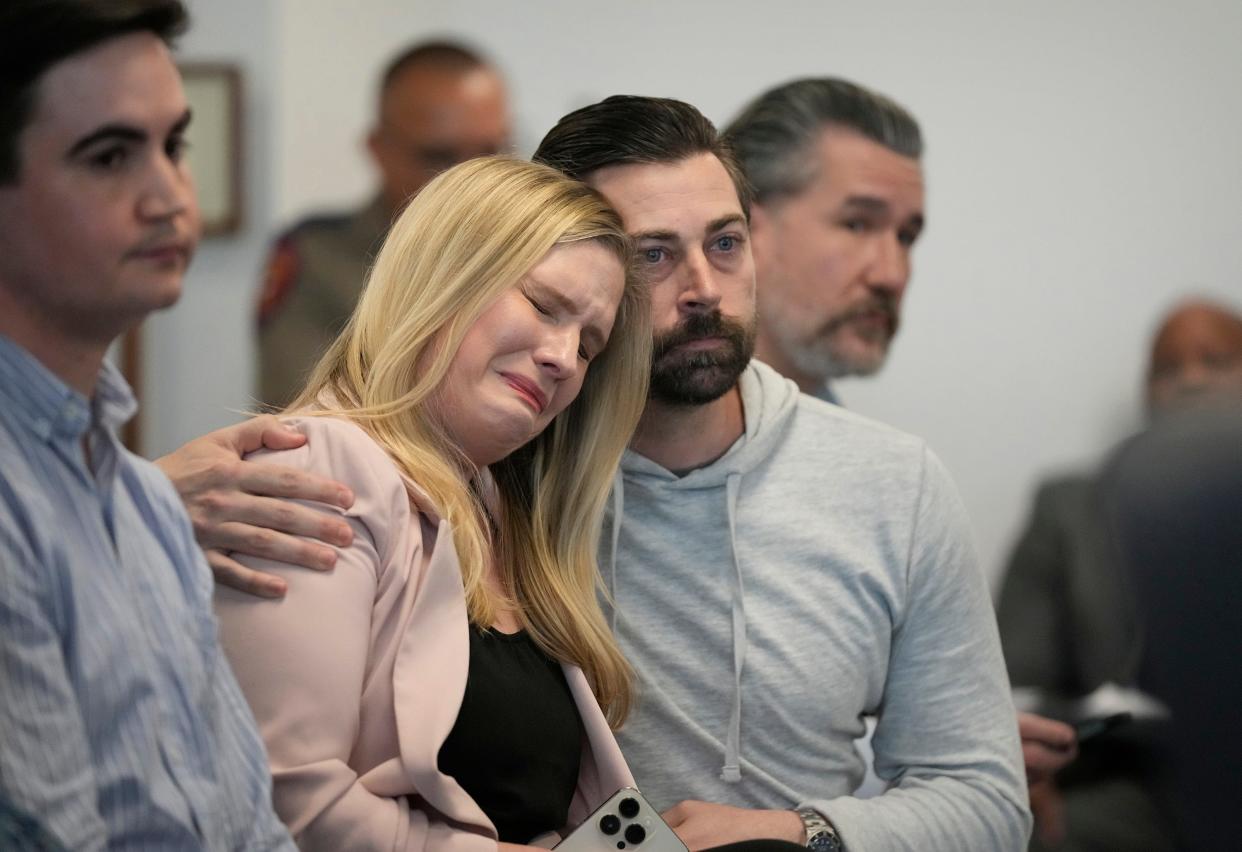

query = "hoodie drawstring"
[
  {"left": 607, "top": 469, "right": 624, "bottom": 634},
  {"left": 607, "top": 467, "right": 749, "bottom": 783},
  {"left": 720, "top": 472, "right": 747, "bottom": 782}
]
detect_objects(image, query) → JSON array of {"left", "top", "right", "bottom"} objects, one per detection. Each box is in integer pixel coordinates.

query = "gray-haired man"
[
  {"left": 725, "top": 78, "right": 1078, "bottom": 838},
  {"left": 724, "top": 78, "right": 923, "bottom": 403}
]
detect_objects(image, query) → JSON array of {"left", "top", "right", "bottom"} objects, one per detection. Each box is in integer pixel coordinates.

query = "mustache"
[
  {"left": 652, "top": 310, "right": 750, "bottom": 359},
  {"left": 823, "top": 293, "right": 900, "bottom": 334}
]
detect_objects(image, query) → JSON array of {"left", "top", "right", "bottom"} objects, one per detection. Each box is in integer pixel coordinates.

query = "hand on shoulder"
[{"left": 155, "top": 415, "right": 354, "bottom": 597}]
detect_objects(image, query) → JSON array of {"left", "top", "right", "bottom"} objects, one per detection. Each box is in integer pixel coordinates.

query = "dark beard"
[{"left": 649, "top": 310, "right": 756, "bottom": 405}]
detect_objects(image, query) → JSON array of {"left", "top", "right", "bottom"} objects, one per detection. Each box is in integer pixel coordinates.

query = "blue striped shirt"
[
  {"left": 0, "top": 792, "right": 65, "bottom": 851},
  {"left": 0, "top": 335, "right": 294, "bottom": 851}
]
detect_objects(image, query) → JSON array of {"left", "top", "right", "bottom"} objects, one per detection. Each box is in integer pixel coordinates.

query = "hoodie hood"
[{"left": 619, "top": 360, "right": 801, "bottom": 488}]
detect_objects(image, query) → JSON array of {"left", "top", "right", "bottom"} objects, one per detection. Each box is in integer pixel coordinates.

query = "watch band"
[{"left": 794, "top": 807, "right": 844, "bottom": 851}]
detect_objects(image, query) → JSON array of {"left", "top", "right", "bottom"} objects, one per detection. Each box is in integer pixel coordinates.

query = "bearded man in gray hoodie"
[
  {"left": 159, "top": 97, "right": 1029, "bottom": 851},
  {"left": 528, "top": 96, "right": 1028, "bottom": 851}
]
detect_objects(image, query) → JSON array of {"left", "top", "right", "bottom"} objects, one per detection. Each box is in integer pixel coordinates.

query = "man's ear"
[{"left": 365, "top": 127, "right": 382, "bottom": 165}]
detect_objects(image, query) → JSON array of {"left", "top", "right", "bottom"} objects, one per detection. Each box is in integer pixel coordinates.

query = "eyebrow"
[
  {"left": 632, "top": 212, "right": 747, "bottom": 244},
  {"left": 66, "top": 109, "right": 193, "bottom": 158},
  {"left": 706, "top": 214, "right": 747, "bottom": 235},
  {"left": 526, "top": 278, "right": 608, "bottom": 353},
  {"left": 842, "top": 195, "right": 925, "bottom": 228},
  {"left": 631, "top": 227, "right": 678, "bottom": 243},
  {"left": 841, "top": 196, "right": 891, "bottom": 214}
]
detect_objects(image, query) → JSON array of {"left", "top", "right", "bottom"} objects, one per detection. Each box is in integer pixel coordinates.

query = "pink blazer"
[{"left": 215, "top": 416, "right": 634, "bottom": 851}]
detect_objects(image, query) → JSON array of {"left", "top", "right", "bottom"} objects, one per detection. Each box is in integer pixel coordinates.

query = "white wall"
[
  {"left": 143, "top": 0, "right": 279, "bottom": 456},
  {"left": 153, "top": 0, "right": 1242, "bottom": 585}
]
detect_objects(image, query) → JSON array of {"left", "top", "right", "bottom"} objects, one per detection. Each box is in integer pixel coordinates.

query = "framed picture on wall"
[{"left": 180, "top": 63, "right": 243, "bottom": 235}]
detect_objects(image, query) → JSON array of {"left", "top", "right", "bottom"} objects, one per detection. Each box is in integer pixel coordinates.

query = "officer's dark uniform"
[{"left": 256, "top": 198, "right": 391, "bottom": 409}]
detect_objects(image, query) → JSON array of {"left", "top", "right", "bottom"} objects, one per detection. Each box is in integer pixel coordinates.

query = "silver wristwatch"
[{"left": 794, "top": 807, "right": 844, "bottom": 852}]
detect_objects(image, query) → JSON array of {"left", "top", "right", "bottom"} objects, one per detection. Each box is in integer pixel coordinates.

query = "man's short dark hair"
[
  {"left": 723, "top": 77, "right": 922, "bottom": 205},
  {"left": 533, "top": 95, "right": 752, "bottom": 219},
  {"left": 0, "top": 0, "right": 188, "bottom": 184},
  {"left": 378, "top": 40, "right": 490, "bottom": 99}
]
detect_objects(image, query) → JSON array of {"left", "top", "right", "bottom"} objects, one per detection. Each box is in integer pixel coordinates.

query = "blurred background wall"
[{"left": 157, "top": 0, "right": 1242, "bottom": 586}]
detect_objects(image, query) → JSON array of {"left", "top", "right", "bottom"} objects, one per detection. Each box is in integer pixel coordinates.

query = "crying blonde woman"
[{"left": 214, "top": 156, "right": 651, "bottom": 851}]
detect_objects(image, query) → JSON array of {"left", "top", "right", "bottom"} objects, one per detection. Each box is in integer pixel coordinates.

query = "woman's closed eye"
[{"left": 527, "top": 294, "right": 552, "bottom": 317}]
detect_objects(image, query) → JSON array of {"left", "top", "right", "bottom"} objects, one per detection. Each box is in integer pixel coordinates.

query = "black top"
[{"left": 437, "top": 626, "right": 584, "bottom": 843}]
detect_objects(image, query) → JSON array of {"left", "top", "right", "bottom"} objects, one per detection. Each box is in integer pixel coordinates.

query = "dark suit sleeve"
[{"left": 996, "top": 482, "right": 1076, "bottom": 693}]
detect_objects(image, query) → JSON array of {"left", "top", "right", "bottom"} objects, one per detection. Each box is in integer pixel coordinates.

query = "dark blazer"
[
  {"left": 997, "top": 473, "right": 1142, "bottom": 701},
  {"left": 1106, "top": 408, "right": 1242, "bottom": 852},
  {"left": 998, "top": 469, "right": 1173, "bottom": 852}
]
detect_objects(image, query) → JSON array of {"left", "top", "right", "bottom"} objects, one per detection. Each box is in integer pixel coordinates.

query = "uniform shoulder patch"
[{"left": 256, "top": 234, "right": 302, "bottom": 326}]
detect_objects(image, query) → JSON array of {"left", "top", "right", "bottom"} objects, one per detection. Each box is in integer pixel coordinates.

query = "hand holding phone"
[
  {"left": 1073, "top": 711, "right": 1132, "bottom": 744},
  {"left": 555, "top": 787, "right": 687, "bottom": 852}
]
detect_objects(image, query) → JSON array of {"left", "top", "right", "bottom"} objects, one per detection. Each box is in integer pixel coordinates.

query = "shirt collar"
[{"left": 0, "top": 334, "right": 138, "bottom": 443}]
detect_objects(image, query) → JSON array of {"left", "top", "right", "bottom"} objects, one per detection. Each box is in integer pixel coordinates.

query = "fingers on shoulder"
[{"left": 208, "top": 549, "right": 288, "bottom": 598}]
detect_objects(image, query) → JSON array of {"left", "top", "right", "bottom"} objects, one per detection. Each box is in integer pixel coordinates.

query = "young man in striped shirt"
[{"left": 0, "top": 2, "right": 293, "bottom": 848}]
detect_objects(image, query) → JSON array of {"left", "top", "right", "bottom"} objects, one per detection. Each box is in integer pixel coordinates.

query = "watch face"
[{"left": 808, "top": 830, "right": 842, "bottom": 852}]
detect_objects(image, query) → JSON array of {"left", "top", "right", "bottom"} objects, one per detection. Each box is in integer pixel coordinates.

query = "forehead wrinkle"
[
  {"left": 592, "top": 156, "right": 742, "bottom": 229},
  {"left": 819, "top": 148, "right": 924, "bottom": 212}
]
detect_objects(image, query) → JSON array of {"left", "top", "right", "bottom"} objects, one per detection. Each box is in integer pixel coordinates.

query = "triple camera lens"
[{"left": 600, "top": 797, "right": 647, "bottom": 845}]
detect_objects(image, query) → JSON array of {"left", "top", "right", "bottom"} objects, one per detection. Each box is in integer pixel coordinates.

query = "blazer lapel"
[
  {"left": 563, "top": 664, "right": 635, "bottom": 826},
  {"left": 391, "top": 517, "right": 494, "bottom": 835}
]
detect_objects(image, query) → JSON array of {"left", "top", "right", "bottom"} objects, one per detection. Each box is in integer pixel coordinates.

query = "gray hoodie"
[{"left": 601, "top": 360, "right": 1030, "bottom": 851}]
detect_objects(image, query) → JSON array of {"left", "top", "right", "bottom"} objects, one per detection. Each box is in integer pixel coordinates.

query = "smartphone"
[
  {"left": 554, "top": 787, "right": 687, "bottom": 852},
  {"left": 1074, "top": 711, "right": 1132, "bottom": 744}
]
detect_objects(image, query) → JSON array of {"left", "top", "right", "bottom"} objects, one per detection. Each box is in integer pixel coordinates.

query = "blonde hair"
[{"left": 288, "top": 156, "right": 650, "bottom": 726}]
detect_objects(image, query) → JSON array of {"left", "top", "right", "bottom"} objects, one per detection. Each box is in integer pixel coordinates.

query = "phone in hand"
[
  {"left": 1073, "top": 711, "right": 1132, "bottom": 744},
  {"left": 554, "top": 787, "right": 687, "bottom": 852}
]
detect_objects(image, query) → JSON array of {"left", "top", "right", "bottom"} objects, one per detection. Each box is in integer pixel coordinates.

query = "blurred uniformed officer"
[{"left": 256, "top": 41, "right": 511, "bottom": 407}]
